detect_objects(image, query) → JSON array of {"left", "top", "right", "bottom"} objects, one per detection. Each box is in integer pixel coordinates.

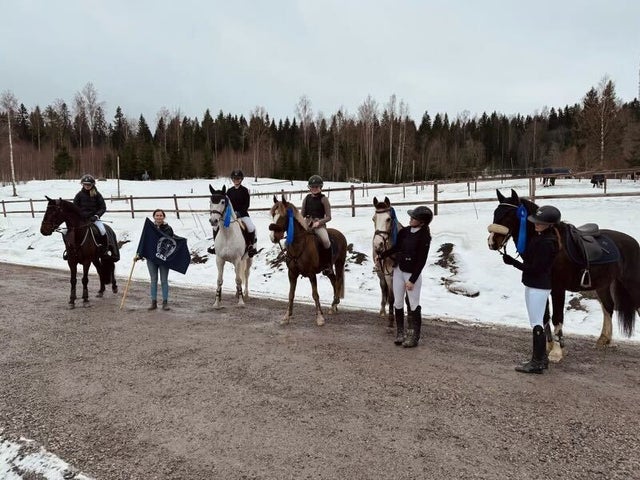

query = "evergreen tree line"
[{"left": 1, "top": 79, "right": 640, "bottom": 184}]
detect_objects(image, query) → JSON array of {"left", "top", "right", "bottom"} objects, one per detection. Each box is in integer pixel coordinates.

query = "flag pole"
[{"left": 120, "top": 257, "right": 138, "bottom": 310}]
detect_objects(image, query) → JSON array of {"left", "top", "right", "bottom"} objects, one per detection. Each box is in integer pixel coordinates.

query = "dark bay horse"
[
  {"left": 40, "top": 197, "right": 118, "bottom": 308},
  {"left": 488, "top": 189, "right": 640, "bottom": 361},
  {"left": 372, "top": 196, "right": 403, "bottom": 330},
  {"left": 268, "top": 195, "right": 347, "bottom": 326}
]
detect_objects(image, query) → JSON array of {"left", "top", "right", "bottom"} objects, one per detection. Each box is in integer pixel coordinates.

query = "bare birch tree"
[
  {"left": 385, "top": 94, "right": 396, "bottom": 179},
  {"left": 295, "top": 95, "right": 313, "bottom": 148},
  {"left": 1, "top": 90, "right": 19, "bottom": 196},
  {"left": 249, "top": 106, "right": 268, "bottom": 180},
  {"left": 358, "top": 95, "right": 377, "bottom": 181}
]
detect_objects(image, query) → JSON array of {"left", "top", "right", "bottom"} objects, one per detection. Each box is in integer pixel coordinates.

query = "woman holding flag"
[{"left": 136, "top": 209, "right": 176, "bottom": 311}]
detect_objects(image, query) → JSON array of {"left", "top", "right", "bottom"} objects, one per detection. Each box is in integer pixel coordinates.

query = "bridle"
[
  {"left": 487, "top": 202, "right": 519, "bottom": 253},
  {"left": 373, "top": 206, "right": 396, "bottom": 276}
]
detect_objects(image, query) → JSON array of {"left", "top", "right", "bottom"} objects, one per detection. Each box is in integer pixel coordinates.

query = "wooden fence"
[{"left": 2, "top": 172, "right": 639, "bottom": 219}]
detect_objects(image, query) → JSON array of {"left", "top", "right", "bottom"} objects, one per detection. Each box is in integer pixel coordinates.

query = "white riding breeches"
[
  {"left": 524, "top": 286, "right": 551, "bottom": 328},
  {"left": 94, "top": 220, "right": 106, "bottom": 236},
  {"left": 239, "top": 216, "right": 255, "bottom": 233},
  {"left": 313, "top": 226, "right": 330, "bottom": 249},
  {"left": 392, "top": 267, "right": 422, "bottom": 311}
]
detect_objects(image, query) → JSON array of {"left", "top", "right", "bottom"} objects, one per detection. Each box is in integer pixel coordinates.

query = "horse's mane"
[
  {"left": 49, "top": 197, "right": 84, "bottom": 218},
  {"left": 271, "top": 199, "right": 309, "bottom": 231}
]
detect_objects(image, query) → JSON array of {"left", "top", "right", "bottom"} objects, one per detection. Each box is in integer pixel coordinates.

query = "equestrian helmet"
[
  {"left": 528, "top": 205, "right": 561, "bottom": 225},
  {"left": 230, "top": 169, "right": 244, "bottom": 180},
  {"left": 80, "top": 174, "right": 95, "bottom": 185},
  {"left": 308, "top": 175, "right": 324, "bottom": 188},
  {"left": 408, "top": 206, "right": 434, "bottom": 225}
]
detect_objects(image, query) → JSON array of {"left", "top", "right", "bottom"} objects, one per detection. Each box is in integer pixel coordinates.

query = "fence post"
[
  {"left": 403, "top": 184, "right": 406, "bottom": 198},
  {"left": 603, "top": 177, "right": 607, "bottom": 194},
  {"left": 350, "top": 185, "right": 355, "bottom": 217},
  {"left": 29, "top": 199, "right": 35, "bottom": 218},
  {"left": 173, "top": 194, "right": 180, "bottom": 219},
  {"left": 1, "top": 200, "right": 5, "bottom": 217},
  {"left": 467, "top": 182, "right": 470, "bottom": 196},
  {"left": 433, "top": 182, "right": 438, "bottom": 216},
  {"left": 129, "top": 195, "right": 135, "bottom": 218}
]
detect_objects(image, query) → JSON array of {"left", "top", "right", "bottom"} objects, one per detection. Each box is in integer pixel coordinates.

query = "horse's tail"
[
  {"left": 613, "top": 278, "right": 637, "bottom": 337},
  {"left": 99, "top": 258, "right": 114, "bottom": 286},
  {"left": 334, "top": 237, "right": 347, "bottom": 299}
]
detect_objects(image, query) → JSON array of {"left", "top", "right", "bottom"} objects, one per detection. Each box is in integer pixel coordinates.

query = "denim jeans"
[{"left": 147, "top": 261, "right": 169, "bottom": 301}]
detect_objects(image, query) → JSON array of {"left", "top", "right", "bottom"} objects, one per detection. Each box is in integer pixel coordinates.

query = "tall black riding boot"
[
  {"left": 403, "top": 306, "right": 422, "bottom": 348},
  {"left": 394, "top": 308, "right": 405, "bottom": 345},
  {"left": 207, "top": 230, "right": 219, "bottom": 255},
  {"left": 246, "top": 230, "right": 258, "bottom": 257},
  {"left": 515, "top": 325, "right": 545, "bottom": 374},
  {"left": 321, "top": 246, "right": 334, "bottom": 275}
]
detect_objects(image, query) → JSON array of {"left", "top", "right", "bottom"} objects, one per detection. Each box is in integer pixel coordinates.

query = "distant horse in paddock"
[
  {"left": 40, "top": 197, "right": 118, "bottom": 308},
  {"left": 372, "top": 196, "right": 403, "bottom": 330},
  {"left": 488, "top": 189, "right": 640, "bottom": 361},
  {"left": 208, "top": 185, "right": 252, "bottom": 308},
  {"left": 268, "top": 195, "right": 347, "bottom": 326},
  {"left": 591, "top": 174, "right": 605, "bottom": 188}
]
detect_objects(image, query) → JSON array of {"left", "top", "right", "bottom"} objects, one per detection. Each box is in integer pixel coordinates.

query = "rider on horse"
[
  {"left": 208, "top": 169, "right": 258, "bottom": 257},
  {"left": 68, "top": 174, "right": 117, "bottom": 261},
  {"left": 302, "top": 175, "right": 333, "bottom": 276}
]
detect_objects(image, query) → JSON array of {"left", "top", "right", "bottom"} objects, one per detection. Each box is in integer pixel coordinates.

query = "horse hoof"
[
  {"left": 213, "top": 303, "right": 222, "bottom": 310},
  {"left": 112, "top": 287, "right": 118, "bottom": 294},
  {"left": 96, "top": 292, "right": 104, "bottom": 298},
  {"left": 279, "top": 317, "right": 290, "bottom": 326},
  {"left": 548, "top": 345, "right": 564, "bottom": 363},
  {"left": 316, "top": 317, "right": 325, "bottom": 326},
  {"left": 595, "top": 337, "right": 611, "bottom": 349}
]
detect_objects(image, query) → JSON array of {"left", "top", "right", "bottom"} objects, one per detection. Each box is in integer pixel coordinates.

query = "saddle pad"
[{"left": 565, "top": 231, "right": 620, "bottom": 266}]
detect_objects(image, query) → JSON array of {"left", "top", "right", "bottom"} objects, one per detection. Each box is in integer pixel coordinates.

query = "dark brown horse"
[
  {"left": 40, "top": 197, "right": 118, "bottom": 308},
  {"left": 268, "top": 195, "right": 347, "bottom": 326},
  {"left": 488, "top": 189, "right": 640, "bottom": 361}
]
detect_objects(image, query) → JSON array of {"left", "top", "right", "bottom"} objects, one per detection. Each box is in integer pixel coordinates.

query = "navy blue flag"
[{"left": 136, "top": 218, "right": 190, "bottom": 274}]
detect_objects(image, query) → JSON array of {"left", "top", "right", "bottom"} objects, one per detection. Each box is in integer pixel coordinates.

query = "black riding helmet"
[
  {"left": 528, "top": 205, "right": 561, "bottom": 225},
  {"left": 308, "top": 175, "right": 323, "bottom": 188},
  {"left": 80, "top": 174, "right": 95, "bottom": 185},
  {"left": 230, "top": 169, "right": 244, "bottom": 180},
  {"left": 407, "top": 206, "right": 433, "bottom": 225}
]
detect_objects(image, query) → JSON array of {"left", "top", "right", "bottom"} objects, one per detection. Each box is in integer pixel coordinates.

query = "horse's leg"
[
  {"left": 281, "top": 269, "right": 298, "bottom": 325},
  {"left": 309, "top": 274, "right": 325, "bottom": 326},
  {"left": 69, "top": 261, "right": 78, "bottom": 308},
  {"left": 95, "top": 259, "right": 105, "bottom": 298},
  {"left": 595, "top": 287, "right": 615, "bottom": 348},
  {"left": 243, "top": 258, "right": 251, "bottom": 299},
  {"left": 547, "top": 289, "right": 565, "bottom": 362},
  {"left": 386, "top": 275, "right": 395, "bottom": 331},
  {"left": 378, "top": 272, "right": 387, "bottom": 317},
  {"left": 213, "top": 257, "right": 224, "bottom": 309},
  {"left": 111, "top": 262, "right": 118, "bottom": 294},
  {"left": 234, "top": 259, "right": 245, "bottom": 307},
  {"left": 81, "top": 261, "right": 90, "bottom": 305}
]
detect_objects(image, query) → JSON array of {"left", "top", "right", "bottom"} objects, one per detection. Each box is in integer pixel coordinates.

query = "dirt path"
[{"left": 1, "top": 263, "right": 639, "bottom": 479}]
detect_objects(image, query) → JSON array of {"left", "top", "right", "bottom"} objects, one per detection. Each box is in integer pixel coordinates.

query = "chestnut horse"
[
  {"left": 40, "top": 197, "right": 118, "bottom": 308},
  {"left": 268, "top": 195, "right": 347, "bottom": 326},
  {"left": 488, "top": 189, "right": 640, "bottom": 361}
]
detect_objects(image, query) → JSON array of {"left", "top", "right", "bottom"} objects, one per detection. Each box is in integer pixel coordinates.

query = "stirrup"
[{"left": 207, "top": 246, "right": 216, "bottom": 255}]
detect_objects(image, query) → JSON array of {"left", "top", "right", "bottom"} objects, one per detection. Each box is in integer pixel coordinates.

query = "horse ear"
[
  {"left": 384, "top": 196, "right": 390, "bottom": 206},
  {"left": 496, "top": 189, "right": 506, "bottom": 203},
  {"left": 222, "top": 185, "right": 226, "bottom": 194},
  {"left": 372, "top": 196, "right": 378, "bottom": 207},
  {"left": 273, "top": 195, "right": 278, "bottom": 204},
  {"left": 510, "top": 189, "right": 519, "bottom": 203},
  {"left": 209, "top": 184, "right": 214, "bottom": 195},
  {"left": 45, "top": 195, "right": 52, "bottom": 201},
  {"left": 281, "top": 194, "right": 286, "bottom": 203}
]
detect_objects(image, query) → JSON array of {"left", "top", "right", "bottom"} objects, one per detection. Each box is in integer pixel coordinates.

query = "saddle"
[
  {"left": 565, "top": 223, "right": 619, "bottom": 288},
  {"left": 90, "top": 224, "right": 120, "bottom": 262}
]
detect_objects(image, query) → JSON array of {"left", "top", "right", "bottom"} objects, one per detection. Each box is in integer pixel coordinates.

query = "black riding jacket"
[
  {"left": 226, "top": 185, "right": 250, "bottom": 217},
  {"left": 302, "top": 193, "right": 331, "bottom": 226},
  {"left": 73, "top": 187, "right": 106, "bottom": 220},
  {"left": 380, "top": 225, "right": 431, "bottom": 284},
  {"left": 510, "top": 228, "right": 559, "bottom": 289}
]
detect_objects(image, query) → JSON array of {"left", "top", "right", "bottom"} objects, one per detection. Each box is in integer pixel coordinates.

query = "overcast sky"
[{"left": 2, "top": 0, "right": 639, "bottom": 125}]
